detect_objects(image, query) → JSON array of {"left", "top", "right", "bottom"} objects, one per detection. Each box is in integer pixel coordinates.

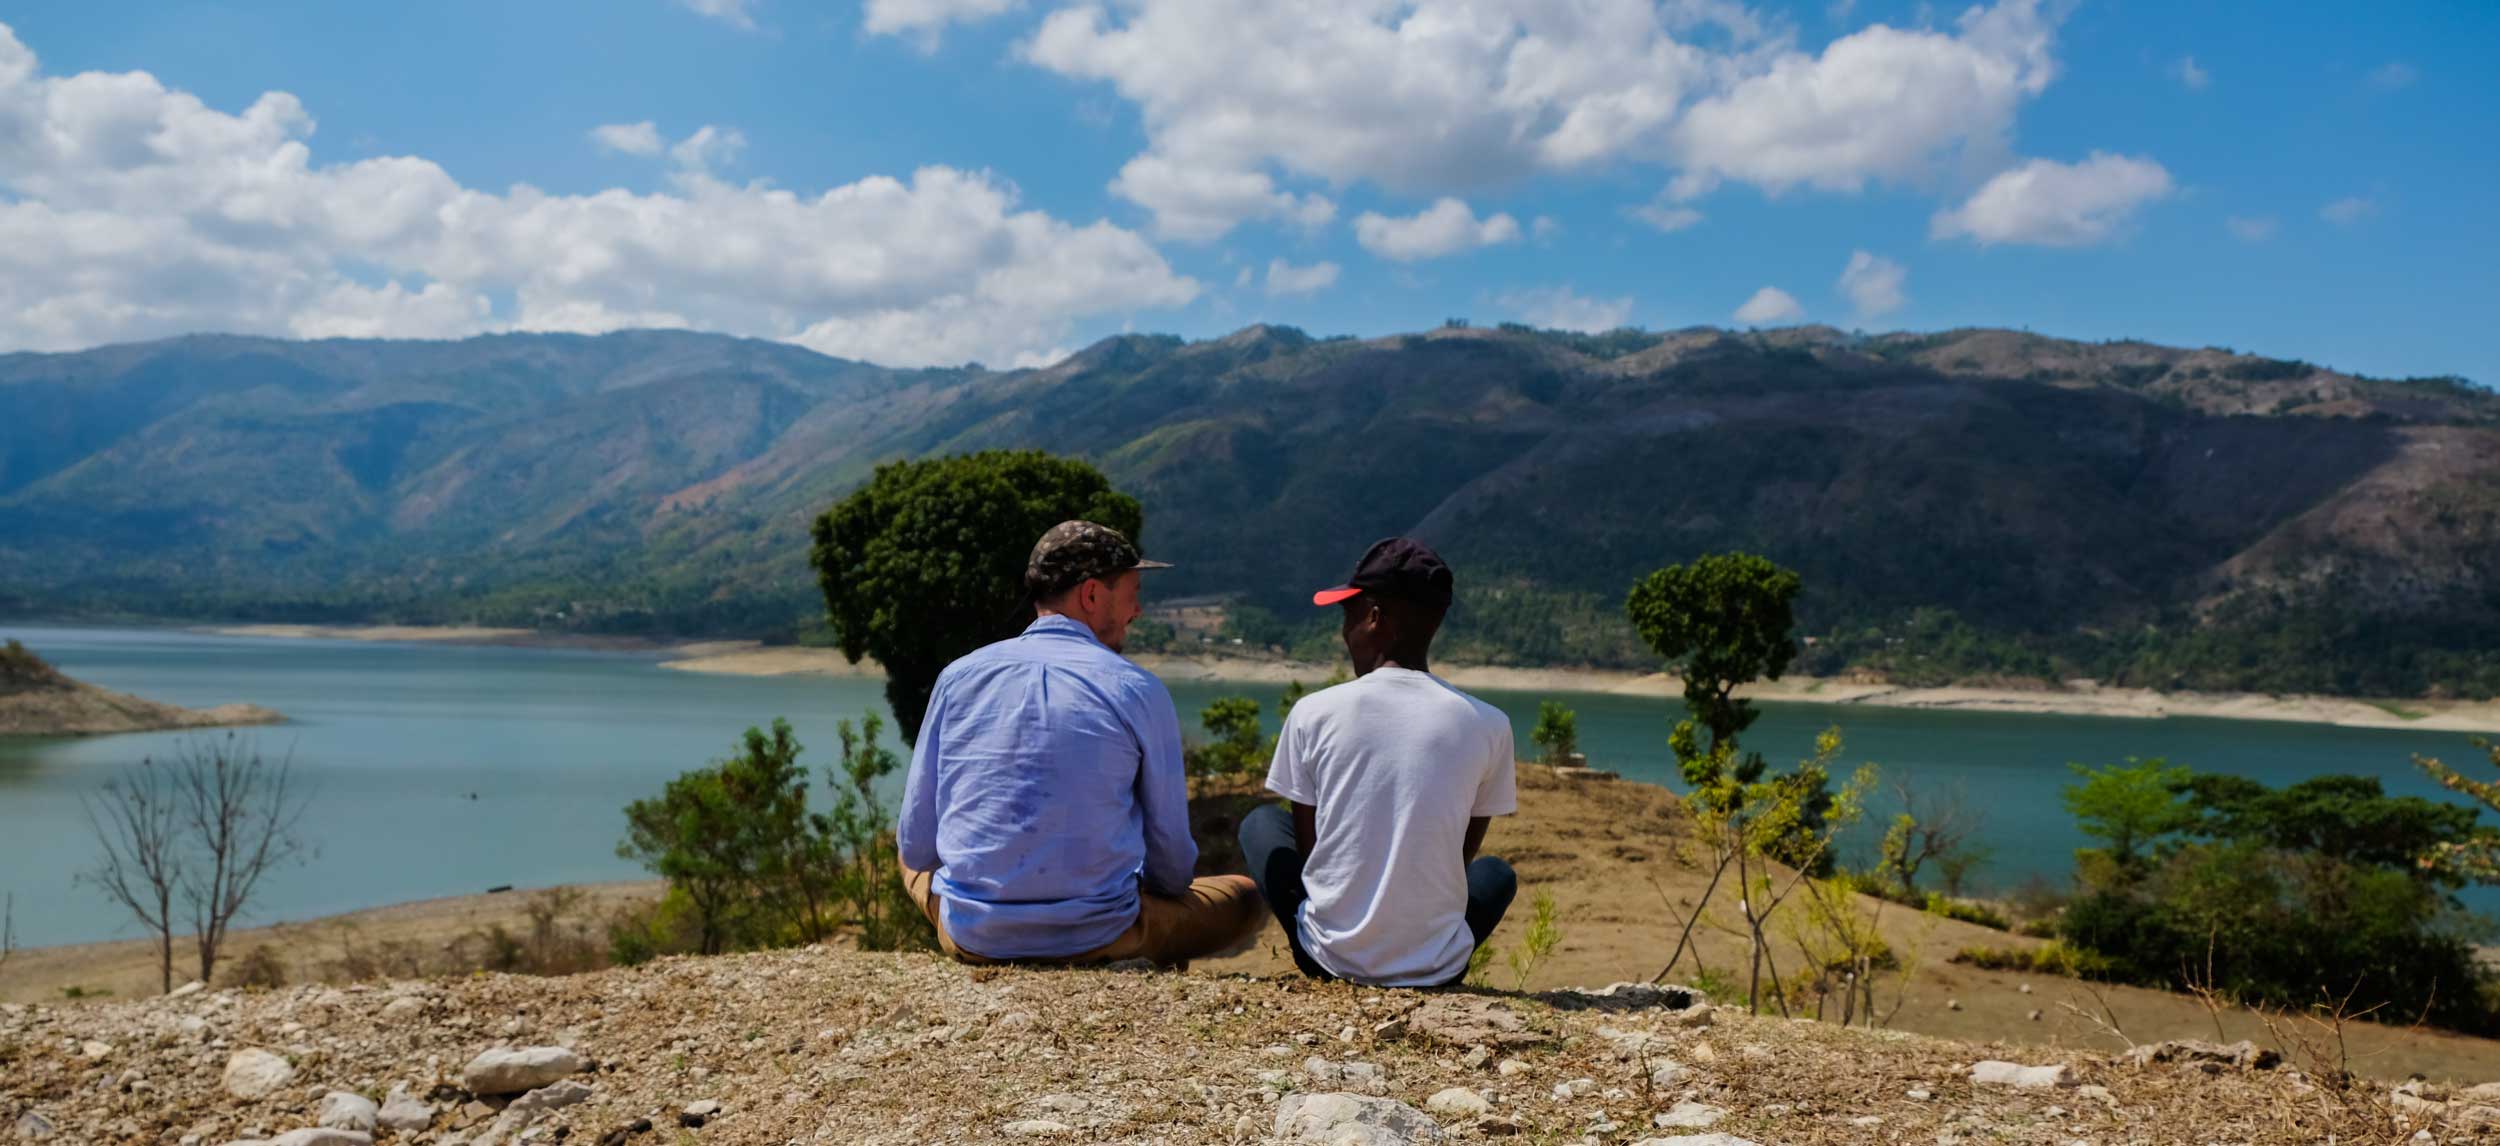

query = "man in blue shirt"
[{"left": 897, "top": 520, "right": 1262, "bottom": 965}]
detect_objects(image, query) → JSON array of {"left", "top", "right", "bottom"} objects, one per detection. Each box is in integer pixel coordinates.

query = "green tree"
[
  {"left": 618, "top": 719, "right": 811, "bottom": 954},
  {"left": 1186, "top": 696, "right": 1267, "bottom": 778},
  {"left": 810, "top": 450, "right": 1144, "bottom": 743},
  {"left": 810, "top": 713, "right": 928, "bottom": 951},
  {"left": 2413, "top": 739, "right": 2500, "bottom": 881},
  {"left": 1279, "top": 669, "right": 1349, "bottom": 718},
  {"left": 1530, "top": 700, "right": 1580, "bottom": 771},
  {"left": 2061, "top": 758, "right": 2196, "bottom": 873},
  {"left": 1625, "top": 552, "right": 1802, "bottom": 790}
]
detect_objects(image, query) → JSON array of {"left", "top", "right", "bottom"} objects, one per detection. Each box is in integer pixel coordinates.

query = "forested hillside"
[{"left": 3, "top": 324, "right": 2495, "bottom": 696}]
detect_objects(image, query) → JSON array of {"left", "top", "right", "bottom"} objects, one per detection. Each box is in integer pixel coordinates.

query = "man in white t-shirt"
[{"left": 1238, "top": 537, "right": 1519, "bottom": 987}]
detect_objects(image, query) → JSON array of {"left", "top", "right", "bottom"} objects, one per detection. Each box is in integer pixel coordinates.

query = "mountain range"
[{"left": 2, "top": 323, "right": 2494, "bottom": 697}]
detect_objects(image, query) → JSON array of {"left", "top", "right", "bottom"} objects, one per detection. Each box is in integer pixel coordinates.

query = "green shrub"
[
  {"left": 1922, "top": 893, "right": 2011, "bottom": 931},
  {"left": 1951, "top": 941, "right": 2114, "bottom": 979}
]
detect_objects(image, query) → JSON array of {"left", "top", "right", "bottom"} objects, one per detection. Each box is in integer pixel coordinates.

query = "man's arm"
[
  {"left": 1463, "top": 815, "right": 1491, "bottom": 863},
  {"left": 1134, "top": 681, "right": 1199, "bottom": 897},
  {"left": 1293, "top": 801, "right": 1317, "bottom": 857},
  {"left": 895, "top": 681, "right": 945, "bottom": 874}
]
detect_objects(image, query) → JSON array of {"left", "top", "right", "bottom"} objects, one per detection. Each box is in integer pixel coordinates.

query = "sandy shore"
[
  {"left": 201, "top": 623, "right": 2500, "bottom": 733},
  {"left": 671, "top": 644, "right": 2500, "bottom": 734}
]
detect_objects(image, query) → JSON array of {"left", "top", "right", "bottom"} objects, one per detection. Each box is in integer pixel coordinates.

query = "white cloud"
[
  {"left": 0, "top": 20, "right": 1196, "bottom": 367},
  {"left": 1353, "top": 198, "right": 1521, "bottom": 262},
  {"left": 1262, "top": 258, "right": 1339, "bottom": 297},
  {"left": 590, "top": 121, "right": 664, "bottom": 157},
  {"left": 1733, "top": 286, "right": 1804, "bottom": 324},
  {"left": 1037, "top": 0, "right": 2043, "bottom": 238},
  {"left": 1837, "top": 250, "right": 1906, "bottom": 318},
  {"left": 1629, "top": 200, "right": 1704, "bottom": 232},
  {"left": 676, "top": 0, "right": 758, "bottom": 30},
  {"left": 2173, "top": 55, "right": 2208, "bottom": 90},
  {"left": 1109, "top": 155, "right": 1334, "bottom": 242},
  {"left": 1499, "top": 285, "right": 1635, "bottom": 333},
  {"left": 1929, "top": 152, "right": 2172, "bottom": 246},
  {"left": 2225, "top": 214, "right": 2276, "bottom": 243},
  {"left": 1668, "top": 0, "right": 2057, "bottom": 198},
  {"left": 1531, "top": 215, "right": 1562, "bottom": 240},
  {"left": 865, "top": 0, "right": 1022, "bottom": 49},
  {"left": 2367, "top": 61, "right": 2417, "bottom": 90},
  {"left": 668, "top": 124, "right": 747, "bottom": 172},
  {"left": 2321, "top": 196, "right": 2376, "bottom": 225}
]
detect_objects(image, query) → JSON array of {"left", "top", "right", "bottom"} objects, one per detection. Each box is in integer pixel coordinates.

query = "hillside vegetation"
[{"left": 3, "top": 324, "right": 2496, "bottom": 696}]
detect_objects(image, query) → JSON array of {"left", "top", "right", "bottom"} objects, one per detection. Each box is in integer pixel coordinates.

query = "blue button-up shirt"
[{"left": 897, "top": 615, "right": 1197, "bottom": 959}]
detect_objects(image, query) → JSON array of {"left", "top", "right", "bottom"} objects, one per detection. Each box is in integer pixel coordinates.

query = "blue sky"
[{"left": 0, "top": 1, "right": 2491, "bottom": 382}]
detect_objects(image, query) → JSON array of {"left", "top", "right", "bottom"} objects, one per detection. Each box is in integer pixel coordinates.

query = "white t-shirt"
[{"left": 1263, "top": 667, "right": 1518, "bottom": 986}]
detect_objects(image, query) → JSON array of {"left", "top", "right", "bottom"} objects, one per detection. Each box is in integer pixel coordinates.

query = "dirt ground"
[{"left": 13, "top": 770, "right": 2500, "bottom": 1089}]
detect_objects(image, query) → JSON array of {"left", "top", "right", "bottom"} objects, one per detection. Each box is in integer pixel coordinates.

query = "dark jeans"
[{"left": 1238, "top": 802, "right": 1517, "bottom": 984}]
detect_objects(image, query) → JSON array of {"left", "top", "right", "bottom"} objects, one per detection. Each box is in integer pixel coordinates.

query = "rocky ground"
[{"left": 7, "top": 944, "right": 2493, "bottom": 1146}]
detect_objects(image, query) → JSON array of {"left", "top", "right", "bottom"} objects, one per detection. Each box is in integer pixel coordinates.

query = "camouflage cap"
[{"left": 1026, "top": 520, "right": 1171, "bottom": 596}]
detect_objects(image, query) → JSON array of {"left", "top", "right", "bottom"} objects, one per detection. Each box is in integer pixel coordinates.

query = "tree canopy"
[{"left": 810, "top": 450, "right": 1144, "bottom": 742}]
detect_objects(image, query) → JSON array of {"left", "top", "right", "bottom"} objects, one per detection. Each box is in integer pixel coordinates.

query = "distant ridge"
[{"left": 0, "top": 323, "right": 2493, "bottom": 697}]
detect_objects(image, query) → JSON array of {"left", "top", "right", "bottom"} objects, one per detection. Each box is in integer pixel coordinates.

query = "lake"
[{"left": 4, "top": 624, "right": 2493, "bottom": 950}]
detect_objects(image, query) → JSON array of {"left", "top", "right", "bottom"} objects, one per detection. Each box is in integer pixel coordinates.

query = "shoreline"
[{"left": 200, "top": 622, "right": 2500, "bottom": 734}]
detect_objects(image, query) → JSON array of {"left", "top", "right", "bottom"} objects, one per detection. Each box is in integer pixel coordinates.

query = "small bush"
[
  {"left": 225, "top": 945, "right": 287, "bottom": 989},
  {"left": 1951, "top": 941, "right": 2114, "bottom": 979},
  {"left": 1922, "top": 893, "right": 2011, "bottom": 931}
]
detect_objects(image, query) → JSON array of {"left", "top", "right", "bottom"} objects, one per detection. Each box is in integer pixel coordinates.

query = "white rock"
[
  {"left": 1496, "top": 1058, "right": 1529, "bottom": 1078},
  {"left": 460, "top": 1047, "right": 589, "bottom": 1096},
  {"left": 1907, "top": 1087, "right": 1933, "bottom": 1100},
  {"left": 378, "top": 997, "right": 425, "bottom": 1022},
  {"left": 317, "top": 1092, "right": 378, "bottom": 1132},
  {"left": 509, "top": 1080, "right": 592, "bottom": 1114},
  {"left": 223, "top": 1049, "right": 297, "bottom": 1100},
  {"left": 1627, "top": 1137, "right": 1761, "bottom": 1146},
  {"left": 1552, "top": 1077, "right": 1598, "bottom": 1100},
  {"left": 267, "top": 1132, "right": 373, "bottom": 1146},
  {"left": 376, "top": 1088, "right": 433, "bottom": 1133},
  {"left": 1273, "top": 1093, "right": 1447, "bottom": 1145},
  {"left": 1033, "top": 1094, "right": 1088, "bottom": 1114},
  {"left": 14, "top": 1112, "right": 54, "bottom": 1140},
  {"left": 1971, "top": 1061, "right": 2077, "bottom": 1089},
  {"left": 682, "top": 1100, "right": 722, "bottom": 1118},
  {"left": 1653, "top": 1102, "right": 1725, "bottom": 1128},
  {"left": 1424, "top": 1088, "right": 1491, "bottom": 1118},
  {"left": 1003, "top": 1121, "right": 1074, "bottom": 1137},
  {"left": 78, "top": 1040, "right": 114, "bottom": 1059},
  {"left": 1649, "top": 1060, "right": 1688, "bottom": 1088},
  {"left": 169, "top": 981, "right": 206, "bottom": 999}
]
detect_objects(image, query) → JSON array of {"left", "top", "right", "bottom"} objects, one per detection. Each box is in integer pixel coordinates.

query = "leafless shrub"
[{"left": 81, "top": 734, "right": 312, "bottom": 992}]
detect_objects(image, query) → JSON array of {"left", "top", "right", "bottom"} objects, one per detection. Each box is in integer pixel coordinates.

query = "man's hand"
[{"left": 1463, "top": 816, "right": 1490, "bottom": 863}]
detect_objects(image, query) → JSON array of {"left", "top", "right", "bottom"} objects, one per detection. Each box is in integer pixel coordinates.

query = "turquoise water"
[{"left": 3, "top": 624, "right": 2493, "bottom": 949}]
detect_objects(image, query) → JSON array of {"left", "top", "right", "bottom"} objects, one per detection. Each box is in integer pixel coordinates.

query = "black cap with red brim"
[{"left": 1312, "top": 536, "right": 1453, "bottom": 609}]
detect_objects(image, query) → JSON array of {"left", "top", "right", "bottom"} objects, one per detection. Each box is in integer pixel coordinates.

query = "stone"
[
  {"left": 1648, "top": 1060, "right": 1688, "bottom": 1088},
  {"left": 1946, "top": 999, "right": 1962, "bottom": 1011},
  {"left": 379, "top": 997, "right": 426, "bottom": 1022},
  {"left": 1907, "top": 1088, "right": 1933, "bottom": 1101},
  {"left": 1552, "top": 1078, "right": 1598, "bottom": 1100},
  {"left": 1626, "top": 1137, "right": 1761, "bottom": 1146},
  {"left": 377, "top": 1088, "right": 433, "bottom": 1133},
  {"left": 1652, "top": 1102, "right": 1724, "bottom": 1128},
  {"left": 1424, "top": 1088, "right": 1491, "bottom": 1118},
  {"left": 1371, "top": 1017, "right": 1409, "bottom": 1041},
  {"left": 223, "top": 1048, "right": 298, "bottom": 1100},
  {"left": 1002, "top": 1121, "right": 1074, "bottom": 1137},
  {"left": 2124, "top": 1039, "right": 2281, "bottom": 1072},
  {"left": 460, "top": 1046, "right": 590, "bottom": 1096},
  {"left": 1496, "top": 1058, "right": 1530, "bottom": 1078},
  {"left": 168, "top": 980, "right": 206, "bottom": 999},
  {"left": 1971, "top": 1061, "right": 2077, "bottom": 1089},
  {"left": 1273, "top": 1093, "right": 1448, "bottom": 1145},
  {"left": 267, "top": 1132, "right": 375, "bottom": 1146},
  {"left": 1405, "top": 997, "right": 1554, "bottom": 1050},
  {"left": 317, "top": 1092, "right": 379, "bottom": 1132},
  {"left": 1460, "top": 1045, "right": 1493, "bottom": 1070},
  {"left": 1033, "top": 1095, "right": 1087, "bottom": 1114},
  {"left": 510, "top": 1080, "right": 593, "bottom": 1115},
  {"left": 2029, "top": 1010, "right": 2043, "bottom": 1022},
  {"left": 14, "top": 1112, "right": 54, "bottom": 1141},
  {"left": 78, "top": 1040, "right": 113, "bottom": 1059},
  {"left": 1540, "top": 983, "right": 1709, "bottom": 1018}
]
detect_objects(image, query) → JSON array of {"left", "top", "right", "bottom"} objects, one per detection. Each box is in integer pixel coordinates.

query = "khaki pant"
[{"left": 901, "top": 862, "right": 1261, "bottom": 967}]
